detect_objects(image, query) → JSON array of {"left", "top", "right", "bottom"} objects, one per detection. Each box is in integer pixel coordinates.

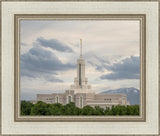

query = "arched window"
[
  {"left": 79, "top": 96, "right": 83, "bottom": 108},
  {"left": 68, "top": 96, "right": 71, "bottom": 103},
  {"left": 56, "top": 96, "right": 59, "bottom": 103}
]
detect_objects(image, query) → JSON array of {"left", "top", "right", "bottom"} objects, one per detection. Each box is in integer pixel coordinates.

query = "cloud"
[
  {"left": 88, "top": 60, "right": 104, "bottom": 72},
  {"left": 37, "top": 37, "right": 73, "bottom": 52},
  {"left": 21, "top": 45, "right": 76, "bottom": 82},
  {"left": 100, "top": 56, "right": 139, "bottom": 80},
  {"left": 21, "top": 42, "right": 27, "bottom": 46},
  {"left": 86, "top": 54, "right": 116, "bottom": 72},
  {"left": 43, "top": 75, "right": 63, "bottom": 82}
]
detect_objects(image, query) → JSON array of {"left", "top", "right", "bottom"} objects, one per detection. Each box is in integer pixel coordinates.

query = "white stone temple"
[{"left": 32, "top": 39, "right": 130, "bottom": 108}]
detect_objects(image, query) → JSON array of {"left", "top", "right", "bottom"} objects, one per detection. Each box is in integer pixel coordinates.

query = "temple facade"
[{"left": 34, "top": 39, "right": 130, "bottom": 108}]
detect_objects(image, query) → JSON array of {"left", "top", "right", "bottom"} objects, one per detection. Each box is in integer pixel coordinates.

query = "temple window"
[
  {"left": 79, "top": 96, "right": 83, "bottom": 108},
  {"left": 68, "top": 96, "right": 71, "bottom": 103}
]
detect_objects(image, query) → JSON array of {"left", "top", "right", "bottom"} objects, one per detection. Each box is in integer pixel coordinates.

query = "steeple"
[
  {"left": 80, "top": 39, "right": 82, "bottom": 57},
  {"left": 70, "top": 39, "right": 91, "bottom": 92}
]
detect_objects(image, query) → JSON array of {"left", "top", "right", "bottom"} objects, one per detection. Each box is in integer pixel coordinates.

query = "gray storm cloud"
[
  {"left": 37, "top": 37, "right": 73, "bottom": 53},
  {"left": 21, "top": 44, "right": 76, "bottom": 82},
  {"left": 100, "top": 56, "right": 139, "bottom": 80}
]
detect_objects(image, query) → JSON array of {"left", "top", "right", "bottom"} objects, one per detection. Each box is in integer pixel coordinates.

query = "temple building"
[{"left": 33, "top": 39, "right": 130, "bottom": 108}]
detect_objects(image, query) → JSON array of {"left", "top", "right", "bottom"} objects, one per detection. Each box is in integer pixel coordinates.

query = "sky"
[{"left": 20, "top": 20, "right": 140, "bottom": 100}]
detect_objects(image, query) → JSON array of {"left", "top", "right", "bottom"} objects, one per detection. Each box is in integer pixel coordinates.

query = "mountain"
[{"left": 100, "top": 87, "right": 140, "bottom": 105}]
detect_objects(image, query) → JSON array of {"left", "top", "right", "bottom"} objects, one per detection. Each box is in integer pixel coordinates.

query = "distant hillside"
[{"left": 101, "top": 87, "right": 140, "bottom": 105}]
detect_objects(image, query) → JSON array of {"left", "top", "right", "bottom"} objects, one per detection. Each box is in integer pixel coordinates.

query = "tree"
[
  {"left": 21, "top": 101, "right": 139, "bottom": 116},
  {"left": 30, "top": 101, "right": 49, "bottom": 115},
  {"left": 21, "top": 100, "right": 34, "bottom": 115},
  {"left": 94, "top": 106, "right": 104, "bottom": 115},
  {"left": 48, "top": 103, "right": 64, "bottom": 115},
  {"left": 64, "top": 102, "right": 80, "bottom": 115},
  {"left": 82, "top": 105, "right": 95, "bottom": 115},
  {"left": 132, "top": 105, "right": 139, "bottom": 115}
]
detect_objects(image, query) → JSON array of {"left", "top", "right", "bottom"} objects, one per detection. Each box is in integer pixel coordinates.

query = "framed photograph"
[
  {"left": 15, "top": 14, "right": 145, "bottom": 122},
  {"left": 1, "top": 0, "right": 159, "bottom": 136}
]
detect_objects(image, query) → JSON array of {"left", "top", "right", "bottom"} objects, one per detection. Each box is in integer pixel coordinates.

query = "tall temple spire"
[
  {"left": 69, "top": 38, "right": 91, "bottom": 91},
  {"left": 80, "top": 39, "right": 82, "bottom": 57}
]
